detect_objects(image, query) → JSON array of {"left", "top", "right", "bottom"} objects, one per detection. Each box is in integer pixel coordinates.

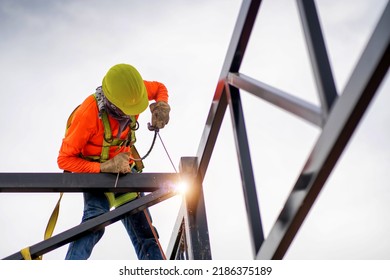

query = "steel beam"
[
  {"left": 196, "top": 85, "right": 228, "bottom": 182},
  {"left": 297, "top": 0, "right": 338, "bottom": 117},
  {"left": 257, "top": 2, "right": 389, "bottom": 259},
  {"left": 180, "top": 157, "right": 211, "bottom": 260},
  {"left": 222, "top": 0, "right": 262, "bottom": 75},
  {"left": 226, "top": 84, "right": 264, "bottom": 256},
  {"left": 227, "top": 72, "right": 323, "bottom": 127},
  {"left": 0, "top": 173, "right": 179, "bottom": 193},
  {"left": 3, "top": 187, "right": 177, "bottom": 260},
  {"left": 166, "top": 204, "right": 185, "bottom": 260},
  {"left": 177, "top": 223, "right": 189, "bottom": 260},
  {"left": 196, "top": 0, "right": 261, "bottom": 181}
]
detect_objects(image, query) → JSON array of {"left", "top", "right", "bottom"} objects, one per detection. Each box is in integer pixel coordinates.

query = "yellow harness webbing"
[
  {"left": 20, "top": 97, "right": 142, "bottom": 259},
  {"left": 20, "top": 193, "right": 63, "bottom": 260}
]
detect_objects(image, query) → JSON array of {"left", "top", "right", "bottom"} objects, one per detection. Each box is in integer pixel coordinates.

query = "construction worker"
[{"left": 57, "top": 63, "right": 170, "bottom": 260}]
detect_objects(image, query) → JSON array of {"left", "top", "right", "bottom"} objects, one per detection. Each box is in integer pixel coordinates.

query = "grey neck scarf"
[{"left": 95, "top": 86, "right": 131, "bottom": 138}]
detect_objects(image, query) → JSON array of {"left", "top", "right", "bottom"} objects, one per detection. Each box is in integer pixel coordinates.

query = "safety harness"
[
  {"left": 69, "top": 94, "right": 144, "bottom": 209},
  {"left": 20, "top": 94, "right": 145, "bottom": 260}
]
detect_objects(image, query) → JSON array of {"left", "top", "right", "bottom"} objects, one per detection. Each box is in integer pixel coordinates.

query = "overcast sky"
[{"left": 0, "top": 0, "right": 389, "bottom": 260}]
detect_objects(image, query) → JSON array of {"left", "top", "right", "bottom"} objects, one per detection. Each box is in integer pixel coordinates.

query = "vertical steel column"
[
  {"left": 166, "top": 204, "right": 189, "bottom": 260},
  {"left": 180, "top": 157, "right": 211, "bottom": 260},
  {"left": 226, "top": 84, "right": 264, "bottom": 256},
  {"left": 297, "top": 0, "right": 338, "bottom": 119},
  {"left": 168, "top": 221, "right": 188, "bottom": 260},
  {"left": 178, "top": 223, "right": 189, "bottom": 260}
]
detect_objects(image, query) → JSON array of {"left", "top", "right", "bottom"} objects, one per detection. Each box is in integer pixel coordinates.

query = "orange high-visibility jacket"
[{"left": 57, "top": 81, "right": 168, "bottom": 173}]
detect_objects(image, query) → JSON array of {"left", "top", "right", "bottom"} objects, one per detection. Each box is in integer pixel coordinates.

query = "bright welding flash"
[{"left": 175, "top": 180, "right": 189, "bottom": 194}]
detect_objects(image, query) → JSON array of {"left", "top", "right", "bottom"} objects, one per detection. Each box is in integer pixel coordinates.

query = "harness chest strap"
[
  {"left": 20, "top": 98, "right": 142, "bottom": 259},
  {"left": 99, "top": 111, "right": 138, "bottom": 208},
  {"left": 66, "top": 94, "right": 139, "bottom": 164},
  {"left": 99, "top": 108, "right": 138, "bottom": 163},
  {"left": 89, "top": 95, "right": 141, "bottom": 209}
]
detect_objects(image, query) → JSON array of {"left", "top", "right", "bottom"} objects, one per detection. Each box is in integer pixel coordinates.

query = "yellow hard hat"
[{"left": 102, "top": 64, "right": 148, "bottom": 116}]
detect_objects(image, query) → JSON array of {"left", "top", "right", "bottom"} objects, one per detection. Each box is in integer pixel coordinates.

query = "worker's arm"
[
  {"left": 57, "top": 97, "right": 101, "bottom": 173},
  {"left": 144, "top": 81, "right": 170, "bottom": 129},
  {"left": 144, "top": 81, "right": 169, "bottom": 102}
]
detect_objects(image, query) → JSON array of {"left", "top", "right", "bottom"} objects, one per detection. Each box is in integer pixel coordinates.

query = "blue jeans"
[{"left": 65, "top": 192, "right": 163, "bottom": 260}]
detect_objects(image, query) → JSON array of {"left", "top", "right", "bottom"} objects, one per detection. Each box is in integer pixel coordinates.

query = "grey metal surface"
[
  {"left": 297, "top": 0, "right": 338, "bottom": 117},
  {"left": 0, "top": 172, "right": 179, "bottom": 192},
  {"left": 226, "top": 84, "right": 264, "bottom": 256},
  {"left": 3, "top": 188, "right": 177, "bottom": 260},
  {"left": 256, "top": 1, "right": 389, "bottom": 259},
  {"left": 180, "top": 157, "right": 212, "bottom": 260},
  {"left": 196, "top": 0, "right": 262, "bottom": 181},
  {"left": 227, "top": 72, "right": 323, "bottom": 127}
]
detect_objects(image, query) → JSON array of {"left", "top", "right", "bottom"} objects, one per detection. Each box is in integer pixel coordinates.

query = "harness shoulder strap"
[{"left": 100, "top": 110, "right": 112, "bottom": 162}]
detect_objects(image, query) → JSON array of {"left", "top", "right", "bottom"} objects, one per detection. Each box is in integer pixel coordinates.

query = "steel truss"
[{"left": 1, "top": 0, "right": 389, "bottom": 260}]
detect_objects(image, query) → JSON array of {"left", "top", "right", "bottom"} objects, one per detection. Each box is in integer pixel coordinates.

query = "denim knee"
[{"left": 82, "top": 192, "right": 110, "bottom": 221}]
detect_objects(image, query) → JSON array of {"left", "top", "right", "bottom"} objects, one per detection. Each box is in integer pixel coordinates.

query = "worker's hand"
[
  {"left": 149, "top": 101, "right": 170, "bottom": 129},
  {"left": 100, "top": 152, "right": 131, "bottom": 173}
]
